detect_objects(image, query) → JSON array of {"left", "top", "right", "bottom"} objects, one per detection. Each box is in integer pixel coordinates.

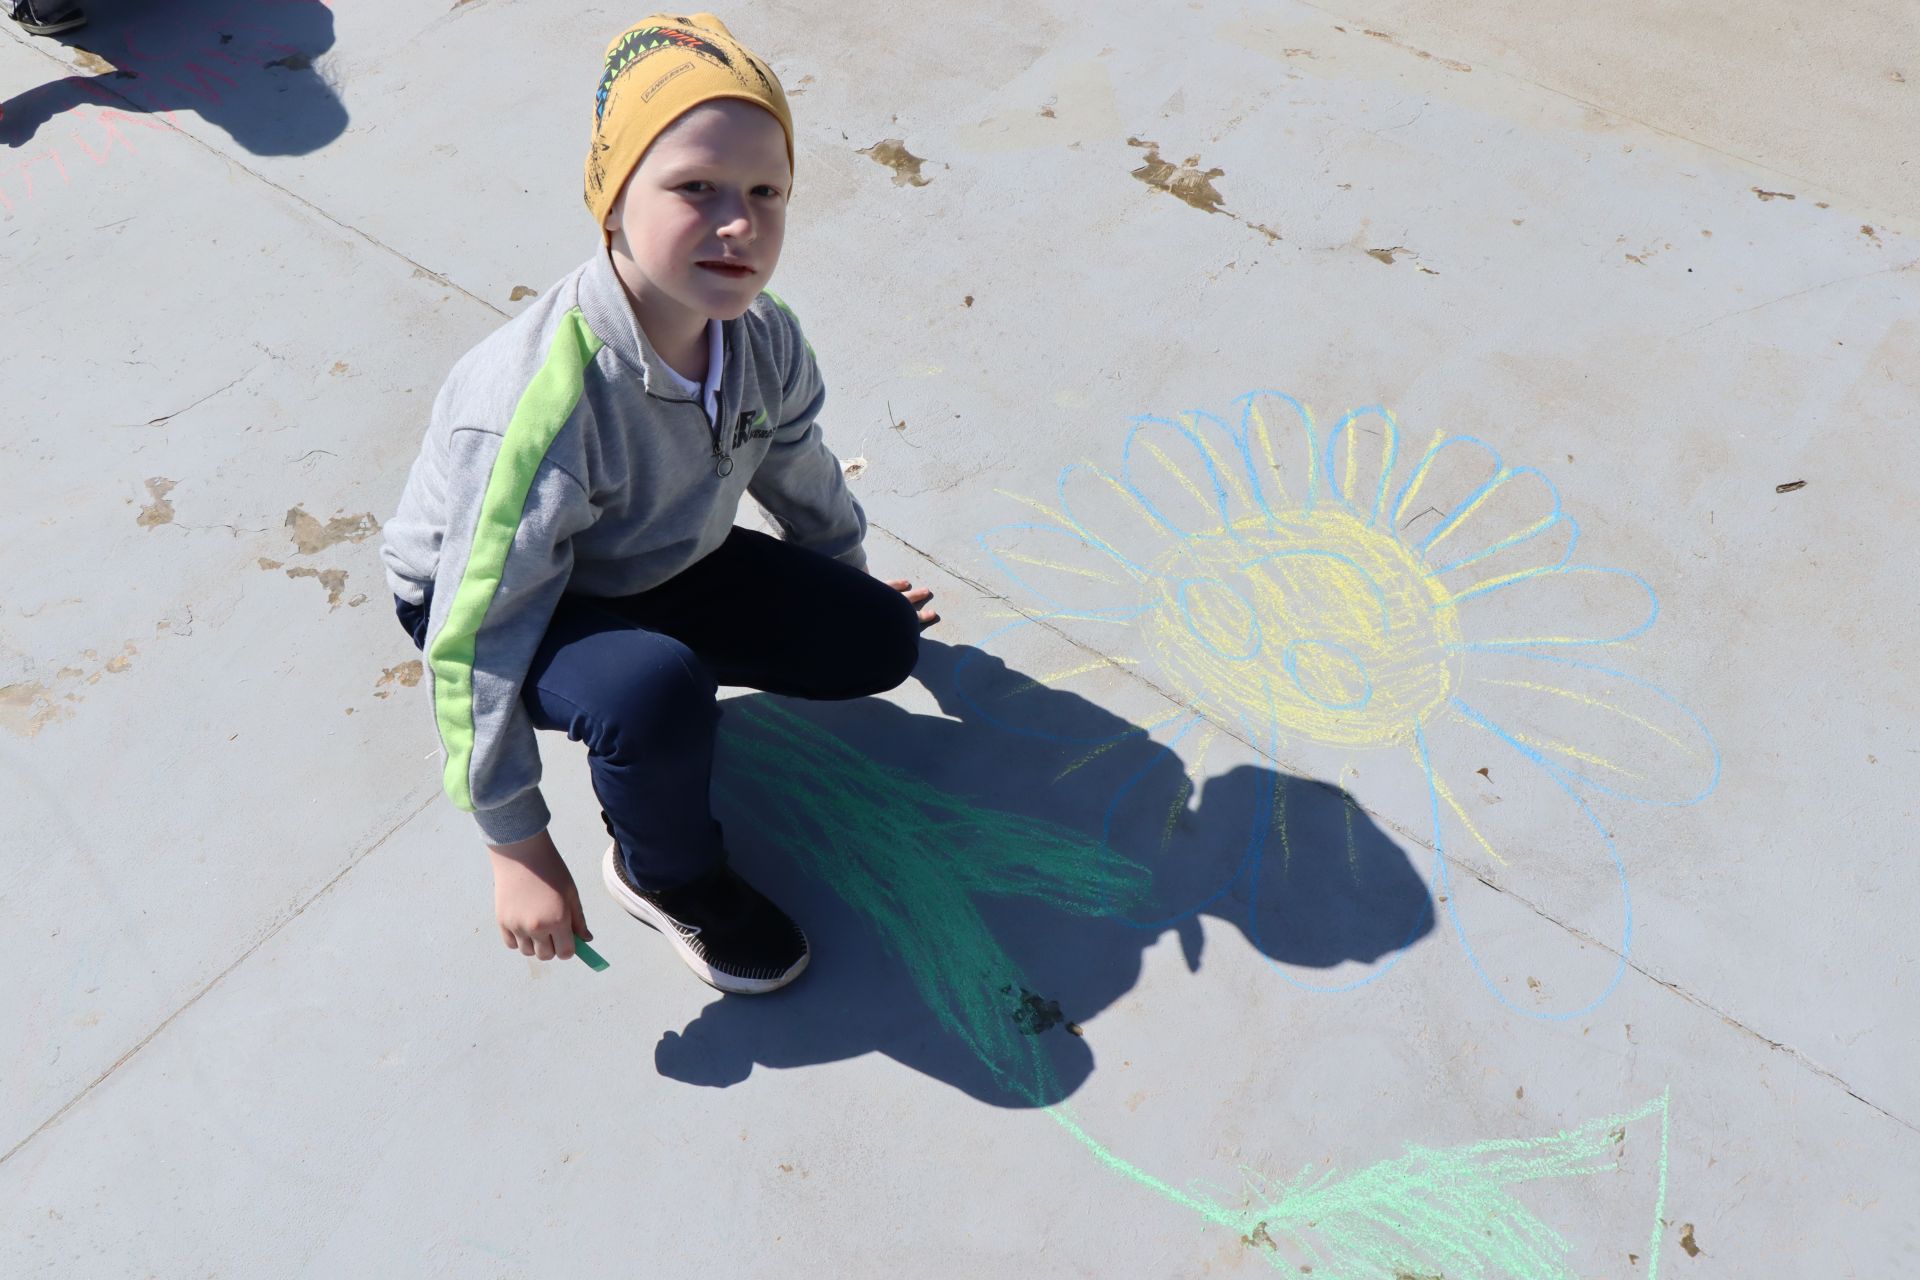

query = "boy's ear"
[{"left": 603, "top": 175, "right": 632, "bottom": 232}]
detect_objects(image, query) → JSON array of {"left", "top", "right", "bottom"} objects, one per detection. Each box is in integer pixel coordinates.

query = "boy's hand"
[
  {"left": 487, "top": 830, "right": 591, "bottom": 961},
  {"left": 887, "top": 578, "right": 940, "bottom": 630}
]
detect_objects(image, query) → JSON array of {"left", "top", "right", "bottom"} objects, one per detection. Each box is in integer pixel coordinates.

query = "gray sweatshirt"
[{"left": 379, "top": 249, "right": 867, "bottom": 844}]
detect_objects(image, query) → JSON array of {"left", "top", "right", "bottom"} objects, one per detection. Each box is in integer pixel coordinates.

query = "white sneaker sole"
[
  {"left": 601, "top": 841, "right": 807, "bottom": 995},
  {"left": 17, "top": 14, "right": 86, "bottom": 34}
]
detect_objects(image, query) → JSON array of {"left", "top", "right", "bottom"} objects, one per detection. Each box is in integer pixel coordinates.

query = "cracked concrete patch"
[
  {"left": 372, "top": 660, "right": 422, "bottom": 700},
  {"left": 283, "top": 506, "right": 381, "bottom": 555},
  {"left": 136, "top": 478, "right": 177, "bottom": 528},
  {"left": 858, "top": 138, "right": 932, "bottom": 187},
  {"left": 1127, "top": 137, "right": 1228, "bottom": 214},
  {"left": 284, "top": 565, "right": 351, "bottom": 608}
]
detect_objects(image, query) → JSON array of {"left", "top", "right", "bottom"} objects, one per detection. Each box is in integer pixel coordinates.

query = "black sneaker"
[
  {"left": 601, "top": 841, "right": 809, "bottom": 994},
  {"left": 10, "top": 1, "right": 87, "bottom": 35}
]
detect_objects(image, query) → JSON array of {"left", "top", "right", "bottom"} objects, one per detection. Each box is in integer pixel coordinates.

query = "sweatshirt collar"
[{"left": 579, "top": 248, "right": 736, "bottom": 404}]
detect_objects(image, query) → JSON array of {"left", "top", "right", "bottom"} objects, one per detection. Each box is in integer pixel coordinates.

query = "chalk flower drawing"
[{"left": 978, "top": 392, "right": 1720, "bottom": 1017}]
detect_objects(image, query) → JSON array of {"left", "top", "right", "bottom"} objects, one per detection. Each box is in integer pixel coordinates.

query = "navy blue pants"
[{"left": 396, "top": 526, "right": 921, "bottom": 889}]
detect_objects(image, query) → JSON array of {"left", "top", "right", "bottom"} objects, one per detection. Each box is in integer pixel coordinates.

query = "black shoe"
[
  {"left": 601, "top": 841, "right": 809, "bottom": 994},
  {"left": 10, "top": 1, "right": 87, "bottom": 35}
]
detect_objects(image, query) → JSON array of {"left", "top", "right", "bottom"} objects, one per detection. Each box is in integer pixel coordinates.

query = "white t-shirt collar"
[{"left": 655, "top": 317, "right": 725, "bottom": 425}]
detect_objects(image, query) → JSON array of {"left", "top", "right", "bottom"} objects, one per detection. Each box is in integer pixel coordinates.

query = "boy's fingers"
[
  {"left": 555, "top": 929, "right": 576, "bottom": 960},
  {"left": 534, "top": 933, "right": 556, "bottom": 961},
  {"left": 501, "top": 925, "right": 517, "bottom": 949},
  {"left": 564, "top": 887, "right": 592, "bottom": 943}
]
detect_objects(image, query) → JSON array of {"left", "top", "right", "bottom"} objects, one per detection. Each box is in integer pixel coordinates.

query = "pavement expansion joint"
[{"left": 0, "top": 784, "right": 442, "bottom": 1169}]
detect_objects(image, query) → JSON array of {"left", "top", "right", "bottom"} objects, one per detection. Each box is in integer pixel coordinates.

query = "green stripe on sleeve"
[
  {"left": 429, "top": 309, "right": 605, "bottom": 811},
  {"left": 760, "top": 289, "right": 815, "bottom": 357}
]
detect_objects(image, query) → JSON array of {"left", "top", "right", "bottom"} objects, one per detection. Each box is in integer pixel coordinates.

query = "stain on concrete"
[
  {"left": 0, "top": 636, "right": 147, "bottom": 737},
  {"left": 1366, "top": 244, "right": 1439, "bottom": 273},
  {"left": 265, "top": 53, "right": 312, "bottom": 71},
  {"left": 373, "top": 660, "right": 424, "bottom": 700},
  {"left": 73, "top": 50, "right": 134, "bottom": 77},
  {"left": 1751, "top": 186, "right": 1796, "bottom": 201},
  {"left": 510, "top": 285, "right": 538, "bottom": 301},
  {"left": 0, "top": 682, "right": 71, "bottom": 737},
  {"left": 285, "top": 566, "right": 350, "bottom": 607},
  {"left": 1361, "top": 27, "right": 1471, "bottom": 72},
  {"left": 330, "top": 361, "right": 350, "bottom": 375},
  {"left": 858, "top": 139, "right": 931, "bottom": 187},
  {"left": 1241, "top": 1221, "right": 1277, "bottom": 1250},
  {"left": 257, "top": 557, "right": 283, "bottom": 570},
  {"left": 1680, "top": 1223, "right": 1702, "bottom": 1256},
  {"left": 1862, "top": 224, "right": 1880, "bottom": 242},
  {"left": 1038, "top": 104, "right": 1056, "bottom": 118},
  {"left": 1127, "top": 137, "right": 1227, "bottom": 213},
  {"left": 1004, "top": 984, "right": 1065, "bottom": 1034},
  {"left": 284, "top": 506, "right": 381, "bottom": 555},
  {"left": 136, "top": 478, "right": 177, "bottom": 528}
]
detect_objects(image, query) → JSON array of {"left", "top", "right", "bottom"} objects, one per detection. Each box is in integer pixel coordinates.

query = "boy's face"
[{"left": 603, "top": 99, "right": 790, "bottom": 327}]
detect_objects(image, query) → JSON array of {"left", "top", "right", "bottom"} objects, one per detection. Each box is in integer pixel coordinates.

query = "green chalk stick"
[{"left": 573, "top": 936, "right": 609, "bottom": 972}]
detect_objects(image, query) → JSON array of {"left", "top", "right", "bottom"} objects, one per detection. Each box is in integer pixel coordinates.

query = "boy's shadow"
[
  {"left": 658, "top": 638, "right": 1436, "bottom": 1108},
  {"left": 2, "top": 0, "right": 345, "bottom": 156}
]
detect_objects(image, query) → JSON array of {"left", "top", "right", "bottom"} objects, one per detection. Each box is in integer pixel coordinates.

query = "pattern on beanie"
[{"left": 595, "top": 25, "right": 735, "bottom": 123}]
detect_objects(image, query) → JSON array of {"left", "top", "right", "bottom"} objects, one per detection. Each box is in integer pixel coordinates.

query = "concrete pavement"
[{"left": 4, "top": 1, "right": 1915, "bottom": 1275}]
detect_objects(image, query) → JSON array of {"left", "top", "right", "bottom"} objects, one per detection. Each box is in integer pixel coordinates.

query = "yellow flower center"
[{"left": 1142, "top": 509, "right": 1461, "bottom": 748}]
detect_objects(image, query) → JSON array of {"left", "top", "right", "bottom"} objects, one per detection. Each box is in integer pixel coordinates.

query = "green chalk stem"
[
  {"left": 572, "top": 935, "right": 608, "bottom": 971},
  {"left": 716, "top": 704, "right": 1672, "bottom": 1277}
]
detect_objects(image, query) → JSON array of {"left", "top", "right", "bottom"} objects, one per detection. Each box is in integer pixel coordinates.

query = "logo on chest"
[{"left": 730, "top": 407, "right": 773, "bottom": 450}]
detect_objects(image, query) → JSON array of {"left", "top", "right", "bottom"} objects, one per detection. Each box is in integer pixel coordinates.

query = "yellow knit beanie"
[{"left": 584, "top": 13, "right": 795, "bottom": 242}]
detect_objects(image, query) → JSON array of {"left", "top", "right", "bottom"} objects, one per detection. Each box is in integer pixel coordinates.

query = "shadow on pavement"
[
  {"left": 655, "top": 638, "right": 1437, "bottom": 1108},
  {"left": 2, "top": 0, "right": 345, "bottom": 156}
]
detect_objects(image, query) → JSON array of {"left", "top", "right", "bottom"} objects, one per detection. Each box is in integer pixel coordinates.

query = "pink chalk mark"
[
  {"left": 71, "top": 108, "right": 142, "bottom": 164},
  {"left": 17, "top": 149, "right": 72, "bottom": 197}
]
